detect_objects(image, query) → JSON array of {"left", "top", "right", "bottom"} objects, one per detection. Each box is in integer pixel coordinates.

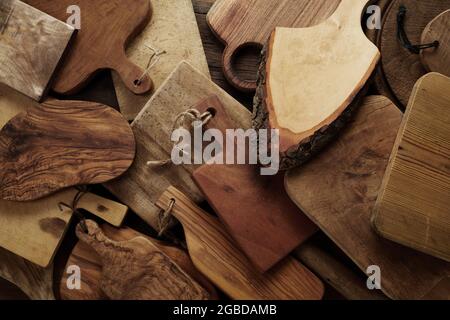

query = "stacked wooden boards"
[
  {"left": 286, "top": 95, "right": 450, "bottom": 299},
  {"left": 0, "top": 0, "right": 75, "bottom": 101},
  {"left": 373, "top": 73, "right": 450, "bottom": 262}
]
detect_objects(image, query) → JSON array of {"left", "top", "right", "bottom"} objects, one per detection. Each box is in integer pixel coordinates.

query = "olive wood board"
[
  {"left": 60, "top": 223, "right": 218, "bottom": 300},
  {"left": 373, "top": 73, "right": 450, "bottom": 262},
  {"left": 156, "top": 186, "right": 324, "bottom": 300},
  {"left": 24, "top": 0, "right": 153, "bottom": 95},
  {"left": 105, "top": 61, "right": 251, "bottom": 232},
  {"left": 207, "top": 0, "right": 340, "bottom": 91},
  {"left": 285, "top": 95, "right": 450, "bottom": 300},
  {"left": 0, "top": 84, "right": 129, "bottom": 267},
  {"left": 0, "top": 99, "right": 136, "bottom": 201},
  {"left": 113, "top": 0, "right": 210, "bottom": 120},
  {"left": 0, "top": 0, "right": 75, "bottom": 101},
  {"left": 192, "top": 96, "right": 318, "bottom": 272}
]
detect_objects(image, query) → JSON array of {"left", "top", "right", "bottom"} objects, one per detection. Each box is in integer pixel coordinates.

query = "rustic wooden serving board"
[
  {"left": 25, "top": 0, "right": 153, "bottom": 95},
  {"left": 60, "top": 224, "right": 218, "bottom": 300},
  {"left": 0, "top": 84, "right": 128, "bottom": 267},
  {"left": 0, "top": 0, "right": 75, "bottom": 101},
  {"left": 192, "top": 96, "right": 317, "bottom": 272},
  {"left": 105, "top": 61, "right": 251, "bottom": 231},
  {"left": 157, "top": 187, "right": 324, "bottom": 300},
  {"left": 0, "top": 99, "right": 135, "bottom": 201},
  {"left": 113, "top": 0, "right": 210, "bottom": 120},
  {"left": 373, "top": 73, "right": 450, "bottom": 262},
  {"left": 285, "top": 95, "right": 450, "bottom": 299},
  {"left": 207, "top": 0, "right": 340, "bottom": 91}
]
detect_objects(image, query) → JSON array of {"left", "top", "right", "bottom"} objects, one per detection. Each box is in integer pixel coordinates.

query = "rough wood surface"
[
  {"left": 74, "top": 220, "right": 210, "bottom": 300},
  {"left": 254, "top": 0, "right": 378, "bottom": 170},
  {"left": 207, "top": 0, "right": 340, "bottom": 91},
  {"left": 285, "top": 95, "right": 450, "bottom": 299},
  {"left": 0, "top": 0, "right": 75, "bottom": 101},
  {"left": 114, "top": 0, "right": 210, "bottom": 120},
  {"left": 60, "top": 224, "right": 218, "bottom": 300},
  {"left": 157, "top": 186, "right": 324, "bottom": 300},
  {"left": 25, "top": 0, "right": 153, "bottom": 95},
  {"left": 0, "top": 99, "right": 135, "bottom": 201},
  {"left": 373, "top": 73, "right": 450, "bottom": 262},
  {"left": 193, "top": 96, "right": 317, "bottom": 271},
  {"left": 105, "top": 61, "right": 251, "bottom": 231},
  {"left": 420, "top": 10, "right": 450, "bottom": 77},
  {"left": 376, "top": 0, "right": 450, "bottom": 108}
]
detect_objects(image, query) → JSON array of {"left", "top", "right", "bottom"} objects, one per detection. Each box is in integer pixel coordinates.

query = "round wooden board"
[{"left": 375, "top": 0, "right": 450, "bottom": 108}]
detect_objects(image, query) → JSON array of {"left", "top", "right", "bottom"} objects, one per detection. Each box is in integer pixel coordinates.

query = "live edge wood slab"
[
  {"left": 254, "top": 0, "right": 379, "bottom": 170},
  {"left": 25, "top": 0, "right": 153, "bottom": 95},
  {"left": 285, "top": 95, "right": 450, "bottom": 300},
  {"left": 0, "top": 0, "right": 75, "bottom": 101}
]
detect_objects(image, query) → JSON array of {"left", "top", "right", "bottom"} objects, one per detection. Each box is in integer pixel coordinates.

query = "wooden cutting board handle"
[{"left": 223, "top": 43, "right": 258, "bottom": 92}]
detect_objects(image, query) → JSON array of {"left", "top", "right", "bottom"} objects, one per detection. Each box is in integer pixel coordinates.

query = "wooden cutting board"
[
  {"left": 373, "top": 73, "right": 450, "bottom": 262},
  {"left": 105, "top": 61, "right": 251, "bottom": 232},
  {"left": 207, "top": 0, "right": 340, "bottom": 91},
  {"left": 254, "top": 0, "right": 379, "bottom": 170},
  {"left": 60, "top": 224, "right": 218, "bottom": 300},
  {"left": 0, "top": 84, "right": 128, "bottom": 267},
  {"left": 192, "top": 96, "right": 317, "bottom": 272},
  {"left": 285, "top": 95, "right": 450, "bottom": 299},
  {"left": 24, "top": 0, "right": 153, "bottom": 95},
  {"left": 113, "top": 0, "right": 210, "bottom": 120},
  {"left": 0, "top": 0, "right": 75, "bottom": 101},
  {"left": 0, "top": 99, "right": 135, "bottom": 201},
  {"left": 156, "top": 186, "right": 324, "bottom": 300}
]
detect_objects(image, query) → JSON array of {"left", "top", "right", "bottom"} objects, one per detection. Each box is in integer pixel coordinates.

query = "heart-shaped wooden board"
[
  {"left": 0, "top": 99, "right": 136, "bottom": 201},
  {"left": 24, "top": 0, "right": 153, "bottom": 95},
  {"left": 254, "top": 0, "right": 379, "bottom": 170}
]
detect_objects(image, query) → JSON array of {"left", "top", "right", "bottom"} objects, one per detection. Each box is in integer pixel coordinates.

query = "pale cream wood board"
[
  {"left": 373, "top": 73, "right": 450, "bottom": 262},
  {"left": 0, "top": 85, "right": 129, "bottom": 267},
  {"left": 113, "top": 0, "right": 210, "bottom": 120},
  {"left": 105, "top": 61, "right": 251, "bottom": 231},
  {"left": 267, "top": 0, "right": 379, "bottom": 135}
]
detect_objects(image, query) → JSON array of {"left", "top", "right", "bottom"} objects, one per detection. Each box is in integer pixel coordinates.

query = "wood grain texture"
[
  {"left": 377, "top": 0, "right": 450, "bottom": 108},
  {"left": 105, "top": 61, "right": 251, "bottom": 231},
  {"left": 157, "top": 186, "right": 324, "bottom": 300},
  {"left": 193, "top": 96, "right": 317, "bottom": 271},
  {"left": 420, "top": 10, "right": 450, "bottom": 77},
  {"left": 74, "top": 220, "right": 209, "bottom": 300},
  {"left": 60, "top": 224, "right": 218, "bottom": 300},
  {"left": 0, "top": 99, "right": 135, "bottom": 201},
  {"left": 114, "top": 0, "right": 210, "bottom": 120},
  {"left": 254, "top": 0, "right": 379, "bottom": 170},
  {"left": 0, "top": 0, "right": 75, "bottom": 101},
  {"left": 24, "top": 0, "right": 153, "bottom": 95},
  {"left": 285, "top": 95, "right": 450, "bottom": 299},
  {"left": 207, "top": 0, "right": 340, "bottom": 91},
  {"left": 373, "top": 73, "right": 450, "bottom": 262}
]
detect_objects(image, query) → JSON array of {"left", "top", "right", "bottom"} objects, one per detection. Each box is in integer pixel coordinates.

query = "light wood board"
[
  {"left": 113, "top": 0, "right": 210, "bottom": 120},
  {"left": 373, "top": 73, "right": 450, "bottom": 262}
]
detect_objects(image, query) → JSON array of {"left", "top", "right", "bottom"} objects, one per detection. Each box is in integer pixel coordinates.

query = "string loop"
[{"left": 58, "top": 186, "right": 90, "bottom": 234}]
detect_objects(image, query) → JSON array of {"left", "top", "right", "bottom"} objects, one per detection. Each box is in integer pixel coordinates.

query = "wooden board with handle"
[
  {"left": 192, "top": 96, "right": 317, "bottom": 272},
  {"left": 60, "top": 224, "right": 219, "bottom": 300},
  {"left": 207, "top": 0, "right": 340, "bottom": 92},
  {"left": 372, "top": 73, "right": 450, "bottom": 262},
  {"left": 0, "top": 0, "right": 75, "bottom": 101},
  {"left": 285, "top": 95, "right": 450, "bottom": 299},
  {"left": 254, "top": 0, "right": 379, "bottom": 170},
  {"left": 24, "top": 0, "right": 153, "bottom": 95},
  {"left": 105, "top": 61, "right": 251, "bottom": 232},
  {"left": 157, "top": 186, "right": 324, "bottom": 300},
  {"left": 113, "top": 0, "right": 210, "bottom": 120}
]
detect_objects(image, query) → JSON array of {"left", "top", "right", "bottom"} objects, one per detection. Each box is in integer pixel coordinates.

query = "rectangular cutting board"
[
  {"left": 0, "top": 0, "right": 75, "bottom": 101},
  {"left": 373, "top": 73, "right": 450, "bottom": 262},
  {"left": 113, "top": 0, "right": 210, "bottom": 120},
  {"left": 285, "top": 95, "right": 450, "bottom": 300}
]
